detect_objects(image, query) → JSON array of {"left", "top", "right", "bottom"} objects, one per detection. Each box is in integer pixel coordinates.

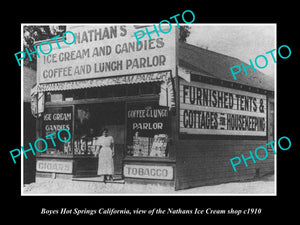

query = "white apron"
[{"left": 96, "top": 136, "right": 114, "bottom": 175}]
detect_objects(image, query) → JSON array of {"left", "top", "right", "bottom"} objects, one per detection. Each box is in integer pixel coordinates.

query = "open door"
[
  {"left": 105, "top": 124, "right": 124, "bottom": 179},
  {"left": 90, "top": 102, "right": 125, "bottom": 179}
]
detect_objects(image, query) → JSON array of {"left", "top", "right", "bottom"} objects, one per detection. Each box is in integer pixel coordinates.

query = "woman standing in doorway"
[{"left": 95, "top": 128, "right": 114, "bottom": 182}]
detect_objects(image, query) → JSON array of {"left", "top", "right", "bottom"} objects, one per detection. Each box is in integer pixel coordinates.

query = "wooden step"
[{"left": 72, "top": 176, "right": 125, "bottom": 184}]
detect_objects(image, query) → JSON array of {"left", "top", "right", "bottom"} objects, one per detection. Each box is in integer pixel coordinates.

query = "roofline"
[{"left": 179, "top": 41, "right": 242, "bottom": 64}]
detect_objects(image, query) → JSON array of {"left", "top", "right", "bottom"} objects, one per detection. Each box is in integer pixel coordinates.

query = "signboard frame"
[
  {"left": 179, "top": 79, "right": 268, "bottom": 137},
  {"left": 36, "top": 159, "right": 73, "bottom": 174},
  {"left": 37, "top": 24, "right": 177, "bottom": 85},
  {"left": 123, "top": 164, "right": 174, "bottom": 180}
]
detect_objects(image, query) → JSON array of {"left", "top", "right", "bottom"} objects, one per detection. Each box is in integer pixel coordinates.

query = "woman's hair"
[{"left": 102, "top": 128, "right": 108, "bottom": 133}]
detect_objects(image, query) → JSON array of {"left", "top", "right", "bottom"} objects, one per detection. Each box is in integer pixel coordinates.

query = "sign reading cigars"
[
  {"left": 180, "top": 80, "right": 267, "bottom": 136},
  {"left": 36, "top": 160, "right": 73, "bottom": 173},
  {"left": 37, "top": 25, "right": 176, "bottom": 84}
]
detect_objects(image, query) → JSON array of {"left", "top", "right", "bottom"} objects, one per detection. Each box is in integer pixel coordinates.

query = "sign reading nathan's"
[
  {"left": 37, "top": 25, "right": 176, "bottom": 84},
  {"left": 179, "top": 80, "right": 267, "bottom": 136}
]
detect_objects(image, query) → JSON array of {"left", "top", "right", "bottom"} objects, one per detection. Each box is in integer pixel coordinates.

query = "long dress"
[{"left": 96, "top": 136, "right": 114, "bottom": 175}]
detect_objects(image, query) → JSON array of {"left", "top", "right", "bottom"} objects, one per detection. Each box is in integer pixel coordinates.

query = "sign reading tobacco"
[
  {"left": 37, "top": 25, "right": 176, "bottom": 84},
  {"left": 123, "top": 164, "right": 173, "bottom": 180},
  {"left": 179, "top": 80, "right": 267, "bottom": 136}
]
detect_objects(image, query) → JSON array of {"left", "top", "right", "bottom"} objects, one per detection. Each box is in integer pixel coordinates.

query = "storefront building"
[{"left": 32, "top": 25, "right": 274, "bottom": 190}]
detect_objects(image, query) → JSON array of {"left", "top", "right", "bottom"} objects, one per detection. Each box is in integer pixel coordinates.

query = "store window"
[
  {"left": 42, "top": 106, "right": 73, "bottom": 155},
  {"left": 74, "top": 105, "right": 94, "bottom": 155},
  {"left": 42, "top": 83, "right": 163, "bottom": 157},
  {"left": 126, "top": 101, "right": 170, "bottom": 158}
]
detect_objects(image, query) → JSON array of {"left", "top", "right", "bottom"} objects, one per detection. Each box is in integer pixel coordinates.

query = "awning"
[
  {"left": 36, "top": 71, "right": 171, "bottom": 92},
  {"left": 30, "top": 71, "right": 175, "bottom": 113}
]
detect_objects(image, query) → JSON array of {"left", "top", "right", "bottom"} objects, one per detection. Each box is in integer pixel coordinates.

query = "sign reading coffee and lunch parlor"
[{"left": 37, "top": 25, "right": 176, "bottom": 84}]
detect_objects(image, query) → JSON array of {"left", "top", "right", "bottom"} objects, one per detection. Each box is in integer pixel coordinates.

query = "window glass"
[
  {"left": 73, "top": 103, "right": 125, "bottom": 156},
  {"left": 126, "top": 101, "right": 170, "bottom": 158},
  {"left": 42, "top": 106, "right": 73, "bottom": 155},
  {"left": 74, "top": 105, "right": 95, "bottom": 155}
]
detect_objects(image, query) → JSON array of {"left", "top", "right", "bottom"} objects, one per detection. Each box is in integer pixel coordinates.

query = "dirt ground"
[{"left": 23, "top": 173, "right": 275, "bottom": 195}]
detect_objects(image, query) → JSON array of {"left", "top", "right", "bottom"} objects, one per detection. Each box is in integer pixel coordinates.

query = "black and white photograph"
[
  {"left": 21, "top": 24, "right": 276, "bottom": 195},
  {"left": 4, "top": 5, "right": 299, "bottom": 220}
]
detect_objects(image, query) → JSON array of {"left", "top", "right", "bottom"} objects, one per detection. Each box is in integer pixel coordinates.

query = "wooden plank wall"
[{"left": 175, "top": 139, "right": 274, "bottom": 190}]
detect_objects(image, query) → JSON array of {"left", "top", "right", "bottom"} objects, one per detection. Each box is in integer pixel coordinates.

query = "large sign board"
[
  {"left": 179, "top": 80, "right": 267, "bottom": 136},
  {"left": 37, "top": 25, "right": 176, "bottom": 84}
]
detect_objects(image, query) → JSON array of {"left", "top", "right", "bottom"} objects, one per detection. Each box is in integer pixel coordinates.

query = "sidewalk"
[{"left": 23, "top": 174, "right": 275, "bottom": 195}]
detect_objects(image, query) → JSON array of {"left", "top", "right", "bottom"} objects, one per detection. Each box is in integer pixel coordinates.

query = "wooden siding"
[{"left": 175, "top": 139, "right": 274, "bottom": 190}]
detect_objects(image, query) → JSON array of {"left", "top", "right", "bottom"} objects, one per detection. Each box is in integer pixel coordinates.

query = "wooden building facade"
[{"left": 175, "top": 42, "right": 274, "bottom": 189}]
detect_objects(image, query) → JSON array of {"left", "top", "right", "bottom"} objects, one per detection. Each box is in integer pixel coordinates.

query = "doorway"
[{"left": 74, "top": 102, "right": 125, "bottom": 178}]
